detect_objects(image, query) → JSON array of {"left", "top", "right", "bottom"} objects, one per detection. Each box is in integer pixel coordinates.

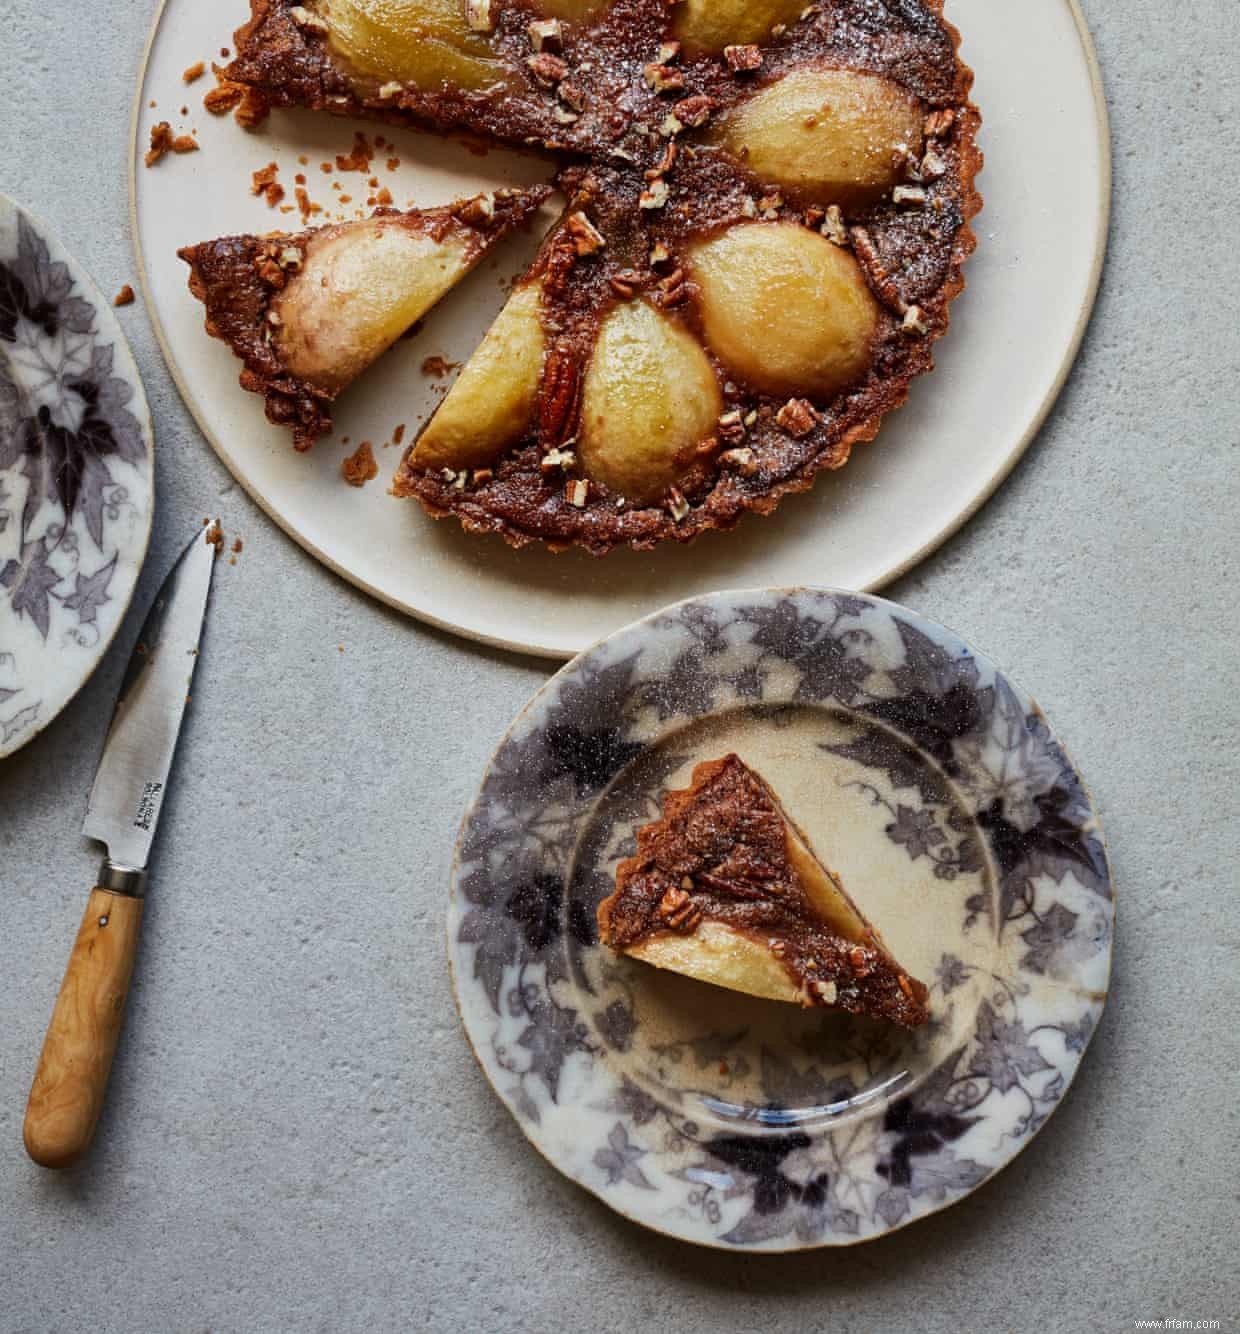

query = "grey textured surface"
[{"left": 1, "top": 1, "right": 1237, "bottom": 1331}]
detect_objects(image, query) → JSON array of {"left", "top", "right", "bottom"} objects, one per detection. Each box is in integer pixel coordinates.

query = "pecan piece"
[
  {"left": 848, "top": 946, "right": 874, "bottom": 978},
  {"left": 675, "top": 94, "right": 714, "bottom": 127},
  {"left": 539, "top": 342, "right": 582, "bottom": 445},
  {"left": 695, "top": 871, "right": 767, "bottom": 900},
  {"left": 644, "top": 63, "right": 685, "bottom": 93},
  {"left": 528, "top": 52, "right": 568, "bottom": 86},
  {"left": 924, "top": 107, "right": 957, "bottom": 139},
  {"left": 724, "top": 44, "right": 763, "bottom": 72},
  {"left": 658, "top": 887, "right": 702, "bottom": 931},
  {"left": 565, "top": 210, "right": 606, "bottom": 255},
  {"left": 849, "top": 226, "right": 906, "bottom": 313},
  {"left": 775, "top": 398, "right": 818, "bottom": 438}
]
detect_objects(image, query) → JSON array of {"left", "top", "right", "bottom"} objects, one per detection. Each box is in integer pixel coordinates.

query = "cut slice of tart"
[
  {"left": 597, "top": 755, "right": 930, "bottom": 1028},
  {"left": 178, "top": 186, "right": 549, "bottom": 450}
]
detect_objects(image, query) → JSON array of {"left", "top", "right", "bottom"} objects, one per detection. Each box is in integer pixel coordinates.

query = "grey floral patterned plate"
[
  {"left": 449, "top": 589, "right": 1114, "bottom": 1250},
  {"left": 0, "top": 195, "right": 153, "bottom": 759}
]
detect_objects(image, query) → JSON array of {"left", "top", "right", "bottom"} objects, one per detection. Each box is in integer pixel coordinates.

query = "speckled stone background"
[{"left": 1, "top": 1, "right": 1237, "bottom": 1330}]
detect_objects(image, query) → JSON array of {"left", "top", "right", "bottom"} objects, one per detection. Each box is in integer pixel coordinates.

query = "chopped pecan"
[
  {"left": 821, "top": 204, "right": 847, "bottom": 246},
  {"left": 695, "top": 871, "right": 767, "bottom": 900},
  {"left": 775, "top": 398, "right": 818, "bottom": 438},
  {"left": 724, "top": 44, "right": 763, "bottom": 72},
  {"left": 234, "top": 87, "right": 270, "bottom": 130},
  {"left": 646, "top": 139, "right": 678, "bottom": 179},
  {"left": 609, "top": 269, "right": 641, "bottom": 299},
  {"left": 528, "top": 17, "right": 563, "bottom": 51},
  {"left": 719, "top": 447, "right": 758, "bottom": 476},
  {"left": 848, "top": 946, "right": 874, "bottom": 978},
  {"left": 849, "top": 226, "right": 906, "bottom": 313},
  {"left": 658, "top": 887, "right": 702, "bottom": 931},
  {"left": 675, "top": 94, "right": 714, "bottom": 127},
  {"left": 565, "top": 210, "right": 606, "bottom": 255},
  {"left": 639, "top": 178, "right": 670, "bottom": 210},
  {"left": 539, "top": 342, "right": 582, "bottom": 444},
  {"left": 644, "top": 63, "right": 685, "bottom": 93},
  {"left": 255, "top": 257, "right": 287, "bottom": 289},
  {"left": 924, "top": 107, "right": 957, "bottom": 138},
  {"left": 717, "top": 410, "right": 746, "bottom": 443},
  {"left": 203, "top": 70, "right": 245, "bottom": 115},
  {"left": 453, "top": 193, "right": 496, "bottom": 227},
  {"left": 528, "top": 52, "right": 568, "bottom": 86}
]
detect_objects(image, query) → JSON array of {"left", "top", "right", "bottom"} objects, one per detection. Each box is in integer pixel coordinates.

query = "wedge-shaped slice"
[
  {"left": 402, "top": 277, "right": 546, "bottom": 476},
  {"left": 598, "top": 754, "right": 930, "bottom": 1028},
  {"left": 226, "top": 1, "right": 611, "bottom": 153},
  {"left": 179, "top": 187, "right": 548, "bottom": 450}
]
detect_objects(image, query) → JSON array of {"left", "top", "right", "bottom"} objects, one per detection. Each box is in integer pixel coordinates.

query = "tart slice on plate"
[
  {"left": 178, "top": 186, "right": 549, "bottom": 449},
  {"left": 598, "top": 754, "right": 930, "bottom": 1028}
]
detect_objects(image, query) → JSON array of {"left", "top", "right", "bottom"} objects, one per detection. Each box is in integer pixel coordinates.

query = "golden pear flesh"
[
  {"left": 579, "top": 300, "right": 721, "bottom": 504},
  {"left": 273, "top": 218, "right": 471, "bottom": 394},
  {"left": 411, "top": 280, "right": 547, "bottom": 473},
  {"left": 711, "top": 67, "right": 924, "bottom": 207},
  {"left": 322, "top": 0, "right": 507, "bottom": 91},
  {"left": 687, "top": 221, "right": 881, "bottom": 399},
  {"left": 673, "top": 0, "right": 807, "bottom": 53}
]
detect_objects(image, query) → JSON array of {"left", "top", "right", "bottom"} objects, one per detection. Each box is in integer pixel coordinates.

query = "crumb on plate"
[{"left": 341, "top": 441, "right": 378, "bottom": 488}]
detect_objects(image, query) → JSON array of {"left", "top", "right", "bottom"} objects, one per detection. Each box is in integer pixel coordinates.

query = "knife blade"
[
  {"left": 24, "top": 525, "right": 218, "bottom": 1169},
  {"left": 82, "top": 525, "right": 217, "bottom": 878}
]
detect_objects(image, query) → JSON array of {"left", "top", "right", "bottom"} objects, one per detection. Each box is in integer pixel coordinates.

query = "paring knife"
[{"left": 23, "top": 526, "right": 219, "bottom": 1169}]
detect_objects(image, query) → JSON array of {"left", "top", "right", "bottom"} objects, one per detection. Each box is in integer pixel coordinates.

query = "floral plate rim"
[
  {"left": 447, "top": 587, "right": 1114, "bottom": 1251},
  {"left": 0, "top": 192, "right": 154, "bottom": 760}
]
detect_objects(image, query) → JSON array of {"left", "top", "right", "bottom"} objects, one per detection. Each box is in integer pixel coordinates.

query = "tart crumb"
[
  {"left": 421, "top": 355, "right": 459, "bottom": 378},
  {"left": 341, "top": 441, "right": 378, "bottom": 488},
  {"left": 392, "top": 424, "right": 406, "bottom": 446},
  {"left": 182, "top": 61, "right": 206, "bottom": 84},
  {"left": 203, "top": 64, "right": 246, "bottom": 116},
  {"left": 251, "top": 163, "right": 285, "bottom": 207},
  {"left": 335, "top": 132, "right": 375, "bottom": 173},
  {"left": 145, "top": 122, "right": 200, "bottom": 166},
  {"left": 144, "top": 123, "right": 174, "bottom": 166},
  {"left": 204, "top": 519, "right": 225, "bottom": 551},
  {"left": 113, "top": 285, "right": 136, "bottom": 308}
]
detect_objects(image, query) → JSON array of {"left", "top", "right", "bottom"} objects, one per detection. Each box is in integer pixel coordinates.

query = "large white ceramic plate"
[
  {"left": 132, "top": 1, "right": 1109, "bottom": 660},
  {"left": 448, "top": 588, "right": 1114, "bottom": 1249},
  {"left": 0, "top": 195, "right": 154, "bottom": 759}
]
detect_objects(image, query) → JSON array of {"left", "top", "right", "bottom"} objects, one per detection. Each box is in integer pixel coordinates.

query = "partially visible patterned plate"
[
  {"left": 0, "top": 195, "right": 154, "bottom": 759},
  {"left": 449, "top": 588, "right": 1114, "bottom": 1250}
]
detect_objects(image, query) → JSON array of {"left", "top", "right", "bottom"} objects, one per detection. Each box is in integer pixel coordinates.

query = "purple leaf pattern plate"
[
  {"left": 0, "top": 195, "right": 153, "bottom": 759},
  {"left": 449, "top": 589, "right": 1114, "bottom": 1250}
]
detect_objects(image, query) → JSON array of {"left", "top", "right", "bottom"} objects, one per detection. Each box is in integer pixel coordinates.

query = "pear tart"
[
  {"left": 223, "top": 0, "right": 980, "bottom": 550},
  {"left": 179, "top": 187, "right": 549, "bottom": 450},
  {"left": 598, "top": 755, "right": 930, "bottom": 1028}
]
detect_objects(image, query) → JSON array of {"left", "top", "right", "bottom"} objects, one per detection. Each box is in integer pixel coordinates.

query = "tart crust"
[{"left": 598, "top": 754, "right": 930, "bottom": 1028}]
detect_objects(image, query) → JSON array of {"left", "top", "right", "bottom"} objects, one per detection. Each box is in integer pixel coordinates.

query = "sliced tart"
[
  {"left": 222, "top": 0, "right": 981, "bottom": 550},
  {"left": 597, "top": 754, "right": 930, "bottom": 1029},
  {"left": 178, "top": 186, "right": 549, "bottom": 450}
]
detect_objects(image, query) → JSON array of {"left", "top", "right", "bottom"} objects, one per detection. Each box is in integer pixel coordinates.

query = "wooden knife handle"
[{"left": 23, "top": 889, "right": 144, "bottom": 1169}]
